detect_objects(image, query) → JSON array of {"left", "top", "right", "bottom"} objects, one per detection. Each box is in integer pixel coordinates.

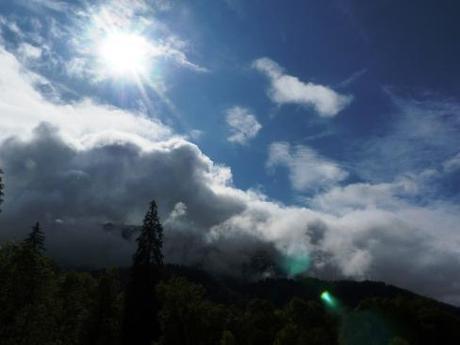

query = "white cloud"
[
  {"left": 267, "top": 142, "right": 348, "bottom": 191},
  {"left": 310, "top": 178, "right": 418, "bottom": 215},
  {"left": 154, "top": 39, "right": 207, "bottom": 73},
  {"left": 207, "top": 184, "right": 460, "bottom": 303},
  {"left": 17, "top": 42, "right": 42, "bottom": 60},
  {"left": 226, "top": 106, "right": 262, "bottom": 144},
  {"left": 253, "top": 57, "right": 352, "bottom": 117},
  {"left": 188, "top": 129, "right": 204, "bottom": 141},
  {"left": 0, "top": 47, "right": 172, "bottom": 146}
]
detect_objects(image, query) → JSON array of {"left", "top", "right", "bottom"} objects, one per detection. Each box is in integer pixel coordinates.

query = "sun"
[{"left": 97, "top": 32, "right": 151, "bottom": 78}]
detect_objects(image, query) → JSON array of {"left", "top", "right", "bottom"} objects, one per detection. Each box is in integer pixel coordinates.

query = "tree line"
[
  {"left": 0, "top": 200, "right": 164, "bottom": 345},
  {"left": 1, "top": 170, "right": 460, "bottom": 344}
]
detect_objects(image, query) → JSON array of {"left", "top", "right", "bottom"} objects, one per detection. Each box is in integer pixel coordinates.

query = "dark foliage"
[
  {"left": 25, "top": 222, "right": 45, "bottom": 252},
  {"left": 122, "top": 200, "right": 164, "bottom": 345},
  {"left": 0, "top": 168, "right": 4, "bottom": 213},
  {"left": 1, "top": 201, "right": 460, "bottom": 345}
]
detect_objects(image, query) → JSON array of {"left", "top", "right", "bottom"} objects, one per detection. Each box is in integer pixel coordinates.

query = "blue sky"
[
  {"left": 1, "top": 0, "right": 458, "bottom": 200},
  {"left": 1, "top": 0, "right": 460, "bottom": 305}
]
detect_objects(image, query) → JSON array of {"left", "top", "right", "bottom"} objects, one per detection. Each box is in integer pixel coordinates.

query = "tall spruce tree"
[
  {"left": 122, "top": 200, "right": 164, "bottom": 345},
  {"left": 0, "top": 169, "right": 4, "bottom": 214},
  {"left": 133, "top": 200, "right": 164, "bottom": 267},
  {"left": 25, "top": 222, "right": 45, "bottom": 252}
]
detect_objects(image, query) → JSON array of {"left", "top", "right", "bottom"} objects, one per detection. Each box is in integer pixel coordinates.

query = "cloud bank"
[{"left": 2, "top": 125, "right": 459, "bottom": 304}]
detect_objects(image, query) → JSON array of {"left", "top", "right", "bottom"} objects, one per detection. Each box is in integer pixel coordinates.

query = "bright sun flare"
[{"left": 98, "top": 32, "right": 151, "bottom": 78}]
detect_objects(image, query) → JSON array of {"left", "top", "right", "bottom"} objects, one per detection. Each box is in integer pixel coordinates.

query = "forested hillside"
[{"left": 1, "top": 200, "right": 459, "bottom": 345}]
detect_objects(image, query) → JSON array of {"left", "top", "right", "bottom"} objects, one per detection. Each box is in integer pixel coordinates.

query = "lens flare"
[
  {"left": 320, "top": 291, "right": 337, "bottom": 308},
  {"left": 98, "top": 32, "right": 151, "bottom": 78}
]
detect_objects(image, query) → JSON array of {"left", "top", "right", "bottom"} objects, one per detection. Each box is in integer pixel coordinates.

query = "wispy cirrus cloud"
[
  {"left": 443, "top": 153, "right": 460, "bottom": 173},
  {"left": 354, "top": 93, "right": 460, "bottom": 182},
  {"left": 253, "top": 57, "right": 352, "bottom": 117},
  {"left": 226, "top": 106, "right": 262, "bottom": 145}
]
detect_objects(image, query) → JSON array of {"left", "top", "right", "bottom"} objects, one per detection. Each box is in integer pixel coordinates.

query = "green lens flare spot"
[
  {"left": 320, "top": 291, "right": 337, "bottom": 308},
  {"left": 282, "top": 253, "right": 310, "bottom": 277}
]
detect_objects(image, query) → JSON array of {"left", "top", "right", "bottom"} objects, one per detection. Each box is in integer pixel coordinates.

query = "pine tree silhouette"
[
  {"left": 25, "top": 222, "right": 45, "bottom": 252},
  {"left": 0, "top": 169, "right": 4, "bottom": 214},
  {"left": 122, "top": 200, "right": 164, "bottom": 345},
  {"left": 133, "top": 200, "right": 164, "bottom": 267}
]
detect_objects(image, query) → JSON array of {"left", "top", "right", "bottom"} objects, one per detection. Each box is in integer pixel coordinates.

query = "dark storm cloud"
[
  {"left": 0, "top": 123, "right": 260, "bottom": 270},
  {"left": 0, "top": 123, "right": 241, "bottom": 226}
]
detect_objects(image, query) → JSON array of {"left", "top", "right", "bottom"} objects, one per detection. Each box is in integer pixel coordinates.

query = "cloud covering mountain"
[{"left": 1, "top": 47, "right": 460, "bottom": 306}]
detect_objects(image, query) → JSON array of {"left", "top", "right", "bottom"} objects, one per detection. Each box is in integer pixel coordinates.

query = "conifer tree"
[
  {"left": 133, "top": 200, "right": 164, "bottom": 267},
  {"left": 0, "top": 223, "right": 57, "bottom": 344},
  {"left": 122, "top": 200, "right": 164, "bottom": 345},
  {"left": 0, "top": 169, "right": 4, "bottom": 214},
  {"left": 25, "top": 222, "right": 45, "bottom": 252}
]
